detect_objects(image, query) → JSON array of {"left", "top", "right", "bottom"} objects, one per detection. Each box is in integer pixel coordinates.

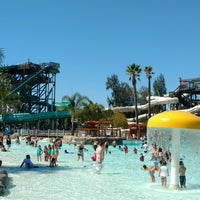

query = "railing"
[
  {"left": 75, "top": 128, "right": 124, "bottom": 137},
  {"left": 17, "top": 129, "right": 71, "bottom": 138}
]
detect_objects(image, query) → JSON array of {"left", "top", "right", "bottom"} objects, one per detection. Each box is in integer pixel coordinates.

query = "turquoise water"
[{"left": 0, "top": 138, "right": 200, "bottom": 200}]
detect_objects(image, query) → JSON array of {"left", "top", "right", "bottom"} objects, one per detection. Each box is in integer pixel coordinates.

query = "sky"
[{"left": 1, "top": 0, "right": 200, "bottom": 107}]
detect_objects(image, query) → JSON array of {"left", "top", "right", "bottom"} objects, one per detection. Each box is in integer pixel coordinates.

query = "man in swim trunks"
[
  {"left": 179, "top": 161, "right": 186, "bottom": 188},
  {"left": 95, "top": 141, "right": 105, "bottom": 172}
]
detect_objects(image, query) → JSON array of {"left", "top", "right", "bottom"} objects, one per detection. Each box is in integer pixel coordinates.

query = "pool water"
[{"left": 0, "top": 139, "right": 200, "bottom": 200}]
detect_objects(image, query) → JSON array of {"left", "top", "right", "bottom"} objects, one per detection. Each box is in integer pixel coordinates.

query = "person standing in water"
[
  {"left": 6, "top": 135, "right": 11, "bottom": 149},
  {"left": 179, "top": 161, "right": 186, "bottom": 188},
  {"left": 148, "top": 166, "right": 156, "bottom": 182},
  {"left": 77, "top": 142, "right": 85, "bottom": 161},
  {"left": 123, "top": 145, "right": 128, "bottom": 155},
  {"left": 95, "top": 141, "right": 105, "bottom": 172},
  {"left": 158, "top": 161, "right": 169, "bottom": 187},
  {"left": 37, "top": 145, "right": 43, "bottom": 162}
]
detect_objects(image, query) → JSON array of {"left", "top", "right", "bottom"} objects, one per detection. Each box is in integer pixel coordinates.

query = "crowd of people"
[{"left": 0, "top": 134, "right": 187, "bottom": 189}]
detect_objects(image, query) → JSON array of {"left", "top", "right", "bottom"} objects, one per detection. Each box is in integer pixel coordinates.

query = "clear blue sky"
[{"left": 1, "top": 0, "right": 200, "bottom": 107}]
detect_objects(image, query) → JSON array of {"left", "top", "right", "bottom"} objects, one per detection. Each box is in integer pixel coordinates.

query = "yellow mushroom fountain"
[{"left": 147, "top": 110, "right": 200, "bottom": 189}]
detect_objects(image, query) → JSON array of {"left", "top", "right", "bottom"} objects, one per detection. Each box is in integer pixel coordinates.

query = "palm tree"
[
  {"left": 0, "top": 72, "right": 22, "bottom": 128},
  {"left": 0, "top": 48, "right": 4, "bottom": 65},
  {"left": 126, "top": 64, "right": 142, "bottom": 124},
  {"left": 144, "top": 66, "right": 154, "bottom": 119},
  {"left": 61, "top": 92, "right": 90, "bottom": 135}
]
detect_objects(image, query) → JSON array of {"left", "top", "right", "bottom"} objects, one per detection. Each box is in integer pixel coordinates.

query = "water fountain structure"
[{"left": 147, "top": 110, "right": 200, "bottom": 189}]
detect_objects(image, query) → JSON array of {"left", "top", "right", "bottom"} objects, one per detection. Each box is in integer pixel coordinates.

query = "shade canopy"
[{"left": 147, "top": 111, "right": 200, "bottom": 130}]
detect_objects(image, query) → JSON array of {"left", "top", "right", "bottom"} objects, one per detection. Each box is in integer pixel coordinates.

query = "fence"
[{"left": 17, "top": 129, "right": 71, "bottom": 138}]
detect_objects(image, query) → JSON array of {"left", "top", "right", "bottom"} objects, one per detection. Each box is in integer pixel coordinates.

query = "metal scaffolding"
[
  {"left": 0, "top": 61, "right": 60, "bottom": 114},
  {"left": 169, "top": 77, "right": 200, "bottom": 109}
]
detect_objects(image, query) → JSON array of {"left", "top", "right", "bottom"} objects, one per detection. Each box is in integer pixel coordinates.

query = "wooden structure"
[
  {"left": 75, "top": 120, "right": 121, "bottom": 137},
  {"left": 128, "top": 123, "right": 147, "bottom": 140}
]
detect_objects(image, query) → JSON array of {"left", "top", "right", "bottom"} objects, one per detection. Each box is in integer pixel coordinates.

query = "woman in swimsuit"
[{"left": 158, "top": 161, "right": 169, "bottom": 187}]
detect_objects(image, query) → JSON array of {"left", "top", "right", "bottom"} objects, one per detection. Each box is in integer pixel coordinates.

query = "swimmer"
[
  {"left": 133, "top": 147, "right": 138, "bottom": 154},
  {"left": 77, "top": 142, "right": 85, "bottom": 161},
  {"left": 140, "top": 153, "right": 144, "bottom": 162},
  {"left": 112, "top": 140, "right": 116, "bottom": 148},
  {"left": 15, "top": 136, "right": 20, "bottom": 145},
  {"left": 91, "top": 153, "right": 96, "bottom": 162},
  {"left": 158, "top": 161, "right": 169, "bottom": 187},
  {"left": 123, "top": 145, "right": 128, "bottom": 154},
  {"left": 119, "top": 145, "right": 123, "bottom": 151},
  {"left": 153, "top": 157, "right": 159, "bottom": 171},
  {"left": 64, "top": 150, "right": 74, "bottom": 154},
  {"left": 49, "top": 157, "right": 57, "bottom": 167},
  {"left": 95, "top": 140, "right": 105, "bottom": 173},
  {"left": 20, "top": 154, "right": 38, "bottom": 168},
  {"left": 148, "top": 166, "right": 155, "bottom": 182},
  {"left": 179, "top": 161, "right": 186, "bottom": 188},
  {"left": 141, "top": 165, "right": 148, "bottom": 170}
]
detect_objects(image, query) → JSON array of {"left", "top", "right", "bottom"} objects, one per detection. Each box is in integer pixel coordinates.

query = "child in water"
[
  {"left": 49, "top": 157, "right": 57, "bottom": 167},
  {"left": 91, "top": 153, "right": 96, "bottom": 162},
  {"left": 148, "top": 166, "right": 156, "bottom": 182},
  {"left": 140, "top": 153, "right": 144, "bottom": 162}
]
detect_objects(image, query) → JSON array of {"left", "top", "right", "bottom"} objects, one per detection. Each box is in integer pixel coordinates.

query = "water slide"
[
  {"left": 108, "top": 96, "right": 179, "bottom": 113},
  {"left": 0, "top": 62, "right": 63, "bottom": 124},
  {"left": 108, "top": 96, "right": 200, "bottom": 122},
  {"left": 182, "top": 105, "right": 200, "bottom": 114},
  {"left": 0, "top": 111, "right": 70, "bottom": 124}
]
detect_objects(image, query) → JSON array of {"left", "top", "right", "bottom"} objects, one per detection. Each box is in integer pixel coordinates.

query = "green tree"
[
  {"left": 144, "top": 66, "right": 154, "bottom": 119},
  {"left": 111, "top": 112, "right": 128, "bottom": 129},
  {"left": 79, "top": 102, "right": 105, "bottom": 122},
  {"left": 126, "top": 64, "right": 142, "bottom": 124},
  {"left": 60, "top": 92, "right": 90, "bottom": 135},
  {"left": 153, "top": 73, "right": 167, "bottom": 96},
  {"left": 152, "top": 73, "right": 167, "bottom": 113},
  {"left": 0, "top": 48, "right": 21, "bottom": 114},
  {"left": 0, "top": 72, "right": 21, "bottom": 128},
  {"left": 106, "top": 74, "right": 133, "bottom": 107},
  {"left": 0, "top": 73, "right": 11, "bottom": 114}
]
